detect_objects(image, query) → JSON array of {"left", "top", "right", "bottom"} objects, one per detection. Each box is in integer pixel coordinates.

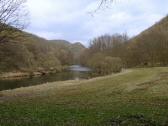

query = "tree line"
[{"left": 80, "top": 16, "right": 168, "bottom": 74}]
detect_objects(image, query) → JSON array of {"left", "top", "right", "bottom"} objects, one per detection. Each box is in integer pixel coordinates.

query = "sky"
[{"left": 25, "top": 0, "right": 168, "bottom": 45}]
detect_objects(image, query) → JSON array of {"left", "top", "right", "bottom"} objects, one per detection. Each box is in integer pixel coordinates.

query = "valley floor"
[{"left": 0, "top": 67, "right": 168, "bottom": 126}]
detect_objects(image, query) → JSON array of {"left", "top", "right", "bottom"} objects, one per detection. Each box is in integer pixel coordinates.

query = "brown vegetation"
[
  {"left": 80, "top": 16, "right": 168, "bottom": 74},
  {"left": 0, "top": 32, "right": 85, "bottom": 74},
  {"left": 0, "top": 0, "right": 28, "bottom": 43}
]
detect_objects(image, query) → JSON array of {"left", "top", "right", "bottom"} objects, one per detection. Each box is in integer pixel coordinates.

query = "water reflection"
[
  {"left": 69, "top": 65, "right": 91, "bottom": 72},
  {"left": 69, "top": 65, "right": 91, "bottom": 80}
]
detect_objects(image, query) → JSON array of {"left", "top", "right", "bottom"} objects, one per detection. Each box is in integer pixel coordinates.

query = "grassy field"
[{"left": 0, "top": 67, "right": 168, "bottom": 126}]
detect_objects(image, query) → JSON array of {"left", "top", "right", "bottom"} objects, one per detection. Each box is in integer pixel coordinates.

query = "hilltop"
[{"left": 132, "top": 15, "right": 168, "bottom": 40}]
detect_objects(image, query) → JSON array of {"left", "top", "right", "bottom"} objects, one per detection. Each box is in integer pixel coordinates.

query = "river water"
[{"left": 0, "top": 65, "right": 92, "bottom": 91}]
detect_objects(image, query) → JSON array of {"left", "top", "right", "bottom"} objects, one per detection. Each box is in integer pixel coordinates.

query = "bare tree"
[
  {"left": 97, "top": 0, "right": 114, "bottom": 10},
  {"left": 88, "top": 0, "right": 114, "bottom": 15},
  {"left": 99, "top": 0, "right": 114, "bottom": 8},
  {"left": 0, "top": 0, "right": 29, "bottom": 43}
]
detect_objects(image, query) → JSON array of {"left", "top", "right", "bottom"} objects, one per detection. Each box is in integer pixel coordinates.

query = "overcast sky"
[{"left": 25, "top": 0, "right": 168, "bottom": 45}]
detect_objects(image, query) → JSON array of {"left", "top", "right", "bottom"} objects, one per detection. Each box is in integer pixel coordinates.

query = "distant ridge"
[{"left": 0, "top": 30, "right": 85, "bottom": 72}]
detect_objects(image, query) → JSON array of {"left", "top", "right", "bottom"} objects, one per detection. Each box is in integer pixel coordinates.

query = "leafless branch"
[
  {"left": 88, "top": 0, "right": 114, "bottom": 16},
  {"left": 0, "top": 0, "right": 29, "bottom": 43}
]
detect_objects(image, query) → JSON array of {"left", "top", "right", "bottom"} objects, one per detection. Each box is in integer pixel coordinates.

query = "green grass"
[{"left": 0, "top": 67, "right": 168, "bottom": 126}]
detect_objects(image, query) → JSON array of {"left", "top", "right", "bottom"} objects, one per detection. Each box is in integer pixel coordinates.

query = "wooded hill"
[
  {"left": 1, "top": 15, "right": 168, "bottom": 74},
  {"left": 126, "top": 15, "right": 168, "bottom": 67},
  {"left": 0, "top": 31, "right": 85, "bottom": 73},
  {"left": 80, "top": 15, "right": 168, "bottom": 74}
]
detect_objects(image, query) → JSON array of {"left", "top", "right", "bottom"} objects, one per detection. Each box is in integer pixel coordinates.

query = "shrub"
[
  {"left": 87, "top": 53, "right": 122, "bottom": 75},
  {"left": 105, "top": 57, "right": 122, "bottom": 73}
]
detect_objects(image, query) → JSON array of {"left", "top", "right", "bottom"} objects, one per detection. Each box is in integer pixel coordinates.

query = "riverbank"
[
  {"left": 0, "top": 65, "right": 93, "bottom": 91},
  {"left": 0, "top": 67, "right": 168, "bottom": 125},
  {"left": 0, "top": 66, "right": 68, "bottom": 80},
  {"left": 0, "top": 70, "right": 131, "bottom": 101}
]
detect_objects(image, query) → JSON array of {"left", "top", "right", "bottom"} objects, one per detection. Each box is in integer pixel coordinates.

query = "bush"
[
  {"left": 105, "top": 57, "right": 122, "bottom": 73},
  {"left": 87, "top": 53, "right": 122, "bottom": 75}
]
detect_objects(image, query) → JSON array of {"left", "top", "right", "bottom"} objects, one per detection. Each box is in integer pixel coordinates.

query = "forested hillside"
[
  {"left": 126, "top": 15, "right": 168, "bottom": 67},
  {"left": 0, "top": 32, "right": 85, "bottom": 73},
  {"left": 1, "top": 15, "right": 168, "bottom": 75},
  {"left": 49, "top": 40, "right": 85, "bottom": 64},
  {"left": 80, "top": 16, "right": 168, "bottom": 74}
]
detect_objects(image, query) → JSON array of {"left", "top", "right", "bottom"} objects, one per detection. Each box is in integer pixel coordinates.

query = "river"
[{"left": 0, "top": 65, "right": 92, "bottom": 91}]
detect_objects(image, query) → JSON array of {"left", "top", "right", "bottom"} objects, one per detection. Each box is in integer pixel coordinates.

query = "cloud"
[{"left": 25, "top": 0, "right": 168, "bottom": 45}]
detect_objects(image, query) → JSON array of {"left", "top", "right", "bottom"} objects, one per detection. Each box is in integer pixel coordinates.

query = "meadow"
[{"left": 0, "top": 67, "right": 168, "bottom": 126}]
